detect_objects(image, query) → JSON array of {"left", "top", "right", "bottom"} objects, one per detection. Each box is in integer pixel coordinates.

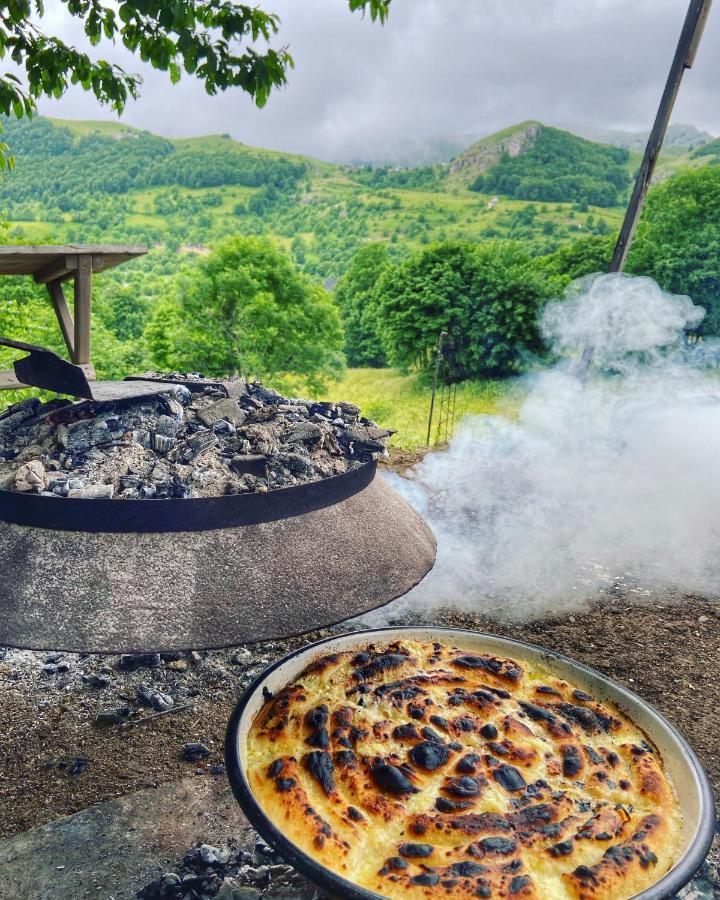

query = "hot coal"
[{"left": 0, "top": 376, "right": 392, "bottom": 500}]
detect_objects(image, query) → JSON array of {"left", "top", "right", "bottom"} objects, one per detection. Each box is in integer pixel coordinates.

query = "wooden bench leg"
[
  {"left": 73, "top": 254, "right": 92, "bottom": 366},
  {"left": 46, "top": 279, "right": 75, "bottom": 360}
]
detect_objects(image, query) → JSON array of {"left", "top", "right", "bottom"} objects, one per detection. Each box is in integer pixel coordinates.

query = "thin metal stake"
[{"left": 426, "top": 331, "right": 447, "bottom": 446}]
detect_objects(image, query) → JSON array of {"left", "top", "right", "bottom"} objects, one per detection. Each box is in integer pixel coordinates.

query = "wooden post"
[
  {"left": 576, "top": 0, "right": 713, "bottom": 378},
  {"left": 73, "top": 254, "right": 92, "bottom": 365},
  {"left": 46, "top": 280, "right": 75, "bottom": 359}
]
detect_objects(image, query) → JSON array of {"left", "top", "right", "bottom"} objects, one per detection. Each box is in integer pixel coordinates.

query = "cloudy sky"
[{"left": 34, "top": 0, "right": 720, "bottom": 162}]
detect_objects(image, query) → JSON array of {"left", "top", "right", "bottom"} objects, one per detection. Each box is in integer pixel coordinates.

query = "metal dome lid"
[{"left": 0, "top": 466, "right": 436, "bottom": 653}]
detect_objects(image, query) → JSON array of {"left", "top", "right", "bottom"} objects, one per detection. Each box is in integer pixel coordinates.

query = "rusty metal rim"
[
  {"left": 0, "top": 460, "right": 375, "bottom": 533},
  {"left": 225, "top": 626, "right": 715, "bottom": 900}
]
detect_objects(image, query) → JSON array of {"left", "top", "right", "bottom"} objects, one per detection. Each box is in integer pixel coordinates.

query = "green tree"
[
  {"left": 334, "top": 243, "right": 389, "bottom": 367},
  {"left": 628, "top": 166, "right": 720, "bottom": 335},
  {"left": 377, "top": 241, "right": 558, "bottom": 380},
  {"left": 0, "top": 2, "right": 391, "bottom": 120},
  {"left": 539, "top": 234, "right": 615, "bottom": 282},
  {"left": 145, "top": 236, "right": 344, "bottom": 391}
]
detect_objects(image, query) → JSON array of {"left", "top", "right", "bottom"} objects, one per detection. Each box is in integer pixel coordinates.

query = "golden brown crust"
[{"left": 247, "top": 640, "right": 681, "bottom": 899}]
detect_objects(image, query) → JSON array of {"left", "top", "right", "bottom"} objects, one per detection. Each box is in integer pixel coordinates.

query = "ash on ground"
[
  {"left": 136, "top": 842, "right": 323, "bottom": 899},
  {"left": 0, "top": 375, "right": 391, "bottom": 499}
]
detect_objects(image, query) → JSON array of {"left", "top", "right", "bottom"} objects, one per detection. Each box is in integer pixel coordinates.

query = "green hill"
[
  {"left": 453, "top": 124, "right": 631, "bottom": 207},
  {"left": 0, "top": 115, "right": 714, "bottom": 283}
]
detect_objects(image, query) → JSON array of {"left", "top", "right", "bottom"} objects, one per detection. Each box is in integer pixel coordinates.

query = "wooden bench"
[{"left": 0, "top": 244, "right": 147, "bottom": 390}]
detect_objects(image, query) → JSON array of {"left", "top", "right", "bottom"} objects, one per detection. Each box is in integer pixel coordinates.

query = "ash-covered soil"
[{"left": 0, "top": 593, "right": 718, "bottom": 845}]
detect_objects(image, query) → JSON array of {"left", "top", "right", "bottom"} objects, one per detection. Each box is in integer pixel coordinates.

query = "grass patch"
[{"left": 324, "top": 368, "right": 521, "bottom": 449}]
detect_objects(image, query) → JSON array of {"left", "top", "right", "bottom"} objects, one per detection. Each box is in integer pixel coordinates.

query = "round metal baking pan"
[{"left": 225, "top": 626, "right": 715, "bottom": 900}]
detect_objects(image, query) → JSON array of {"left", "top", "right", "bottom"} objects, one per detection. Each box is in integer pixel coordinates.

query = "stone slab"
[{"left": 0, "top": 778, "right": 254, "bottom": 900}]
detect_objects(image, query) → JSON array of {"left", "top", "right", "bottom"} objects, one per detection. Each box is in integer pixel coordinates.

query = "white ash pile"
[{"left": 0, "top": 376, "right": 392, "bottom": 500}]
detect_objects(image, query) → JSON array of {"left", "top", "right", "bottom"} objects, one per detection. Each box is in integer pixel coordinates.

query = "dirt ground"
[
  {"left": 1, "top": 591, "right": 718, "bottom": 843},
  {"left": 381, "top": 444, "right": 436, "bottom": 475}
]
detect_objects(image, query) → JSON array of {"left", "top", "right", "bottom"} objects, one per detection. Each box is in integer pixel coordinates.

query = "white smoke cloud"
[{"left": 381, "top": 273, "right": 720, "bottom": 621}]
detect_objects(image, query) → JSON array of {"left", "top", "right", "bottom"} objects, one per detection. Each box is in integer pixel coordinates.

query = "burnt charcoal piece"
[
  {"left": 136, "top": 685, "right": 174, "bottom": 712},
  {"left": 231, "top": 454, "right": 268, "bottom": 476},
  {"left": 409, "top": 741, "right": 451, "bottom": 771},
  {"left": 371, "top": 763, "right": 418, "bottom": 795},
  {"left": 197, "top": 398, "right": 246, "bottom": 427},
  {"left": 286, "top": 421, "right": 323, "bottom": 445},
  {"left": 95, "top": 707, "right": 130, "bottom": 726},
  {"left": 180, "top": 429, "right": 218, "bottom": 462},
  {"left": 119, "top": 653, "right": 161, "bottom": 671},
  {"left": 182, "top": 742, "right": 210, "bottom": 762},
  {"left": 151, "top": 433, "right": 175, "bottom": 453},
  {"left": 492, "top": 764, "right": 527, "bottom": 792}
]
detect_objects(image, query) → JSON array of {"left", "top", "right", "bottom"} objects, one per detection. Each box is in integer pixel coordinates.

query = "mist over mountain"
[
  {"left": 555, "top": 122, "right": 715, "bottom": 153},
  {"left": 336, "top": 122, "right": 715, "bottom": 168}
]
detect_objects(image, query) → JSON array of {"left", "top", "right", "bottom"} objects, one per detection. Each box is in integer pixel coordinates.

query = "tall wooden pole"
[
  {"left": 610, "top": 0, "right": 713, "bottom": 272},
  {"left": 577, "top": 0, "right": 713, "bottom": 376}
]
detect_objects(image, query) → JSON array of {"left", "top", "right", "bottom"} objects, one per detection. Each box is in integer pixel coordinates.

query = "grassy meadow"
[{"left": 324, "top": 368, "right": 522, "bottom": 448}]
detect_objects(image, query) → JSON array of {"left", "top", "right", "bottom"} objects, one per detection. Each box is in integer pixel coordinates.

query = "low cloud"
[{"left": 35, "top": 0, "right": 720, "bottom": 161}]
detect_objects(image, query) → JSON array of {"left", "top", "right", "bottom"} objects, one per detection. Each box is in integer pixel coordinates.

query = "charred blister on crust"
[
  {"left": 562, "top": 814, "right": 663, "bottom": 898},
  {"left": 518, "top": 701, "right": 573, "bottom": 738},
  {"left": 486, "top": 739, "right": 538, "bottom": 767},
  {"left": 304, "top": 704, "right": 330, "bottom": 749},
  {"left": 257, "top": 683, "right": 306, "bottom": 736},
  {"left": 451, "top": 653, "right": 524, "bottom": 686},
  {"left": 409, "top": 811, "right": 513, "bottom": 841},
  {"left": 351, "top": 647, "right": 412, "bottom": 683},
  {"left": 620, "top": 744, "right": 670, "bottom": 804}
]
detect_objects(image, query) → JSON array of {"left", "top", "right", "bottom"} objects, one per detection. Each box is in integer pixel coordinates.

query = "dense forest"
[{"left": 0, "top": 115, "right": 717, "bottom": 394}]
